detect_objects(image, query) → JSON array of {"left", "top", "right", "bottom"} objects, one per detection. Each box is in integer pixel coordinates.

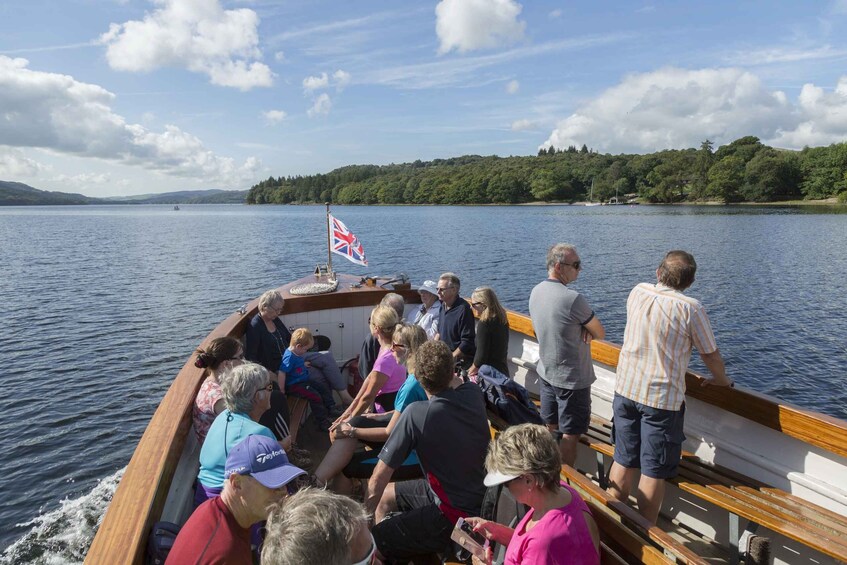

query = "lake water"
[{"left": 1, "top": 204, "right": 846, "bottom": 562}]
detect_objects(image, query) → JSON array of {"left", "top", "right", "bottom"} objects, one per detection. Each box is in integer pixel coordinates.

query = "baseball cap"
[
  {"left": 418, "top": 280, "right": 438, "bottom": 296},
  {"left": 224, "top": 435, "right": 305, "bottom": 489}
]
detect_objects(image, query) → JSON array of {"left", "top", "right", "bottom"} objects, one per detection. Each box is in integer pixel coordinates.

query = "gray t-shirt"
[
  {"left": 379, "top": 382, "right": 489, "bottom": 517},
  {"left": 528, "top": 279, "right": 596, "bottom": 389}
]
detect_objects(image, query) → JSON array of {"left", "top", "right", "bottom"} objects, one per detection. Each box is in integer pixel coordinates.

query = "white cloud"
[
  {"left": 100, "top": 0, "right": 273, "bottom": 91},
  {"left": 511, "top": 119, "right": 536, "bottom": 131},
  {"left": 506, "top": 79, "right": 519, "bottom": 94},
  {"left": 53, "top": 172, "right": 112, "bottom": 186},
  {"left": 274, "top": 51, "right": 285, "bottom": 62},
  {"left": 769, "top": 77, "right": 847, "bottom": 147},
  {"left": 333, "top": 70, "right": 352, "bottom": 90},
  {"left": 435, "top": 0, "right": 525, "bottom": 54},
  {"left": 0, "top": 56, "right": 261, "bottom": 186},
  {"left": 725, "top": 45, "right": 847, "bottom": 65},
  {"left": 0, "top": 146, "right": 50, "bottom": 177},
  {"left": 303, "top": 72, "right": 329, "bottom": 92},
  {"left": 543, "top": 67, "right": 847, "bottom": 153},
  {"left": 307, "top": 93, "right": 332, "bottom": 117},
  {"left": 262, "top": 110, "right": 287, "bottom": 124},
  {"left": 549, "top": 9, "right": 562, "bottom": 19}
]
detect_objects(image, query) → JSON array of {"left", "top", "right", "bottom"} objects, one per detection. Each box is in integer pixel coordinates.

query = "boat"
[
  {"left": 585, "top": 178, "right": 602, "bottom": 206},
  {"left": 173, "top": 205, "right": 180, "bottom": 211},
  {"left": 84, "top": 268, "right": 847, "bottom": 565}
]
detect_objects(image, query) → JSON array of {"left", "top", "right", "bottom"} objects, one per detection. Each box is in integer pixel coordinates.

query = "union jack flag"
[{"left": 329, "top": 214, "right": 368, "bottom": 266}]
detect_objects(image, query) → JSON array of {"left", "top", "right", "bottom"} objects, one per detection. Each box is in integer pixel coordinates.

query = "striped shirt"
[{"left": 615, "top": 283, "right": 717, "bottom": 411}]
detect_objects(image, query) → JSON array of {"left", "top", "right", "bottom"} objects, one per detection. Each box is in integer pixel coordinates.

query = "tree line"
[{"left": 246, "top": 137, "right": 847, "bottom": 205}]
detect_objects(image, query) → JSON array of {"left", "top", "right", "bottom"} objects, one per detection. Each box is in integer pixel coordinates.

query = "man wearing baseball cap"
[{"left": 167, "top": 434, "right": 305, "bottom": 564}]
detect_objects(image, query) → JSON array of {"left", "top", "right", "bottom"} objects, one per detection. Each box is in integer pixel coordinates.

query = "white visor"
[{"left": 483, "top": 471, "right": 520, "bottom": 487}]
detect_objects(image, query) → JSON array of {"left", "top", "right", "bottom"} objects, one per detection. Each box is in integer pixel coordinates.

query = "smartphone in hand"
[{"left": 450, "top": 517, "right": 489, "bottom": 560}]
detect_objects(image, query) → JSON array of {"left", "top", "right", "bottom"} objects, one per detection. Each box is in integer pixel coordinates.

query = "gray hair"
[
  {"left": 546, "top": 243, "right": 578, "bottom": 272},
  {"left": 380, "top": 292, "right": 405, "bottom": 318},
  {"left": 259, "top": 289, "right": 284, "bottom": 313},
  {"left": 439, "top": 272, "right": 460, "bottom": 291},
  {"left": 486, "top": 423, "right": 561, "bottom": 490},
  {"left": 262, "top": 488, "right": 369, "bottom": 565},
  {"left": 221, "top": 362, "right": 269, "bottom": 414}
]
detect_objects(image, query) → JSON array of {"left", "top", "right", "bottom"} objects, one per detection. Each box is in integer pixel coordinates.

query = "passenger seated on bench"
[
  {"left": 262, "top": 488, "right": 374, "bottom": 565},
  {"left": 467, "top": 424, "right": 600, "bottom": 565},
  {"left": 359, "top": 292, "right": 405, "bottom": 377},
  {"left": 280, "top": 328, "right": 338, "bottom": 432},
  {"left": 468, "top": 285, "right": 510, "bottom": 378},
  {"left": 246, "top": 289, "right": 353, "bottom": 411},
  {"left": 192, "top": 336, "right": 244, "bottom": 445},
  {"left": 167, "top": 434, "right": 304, "bottom": 565},
  {"left": 194, "top": 363, "right": 281, "bottom": 507},
  {"left": 365, "top": 340, "right": 490, "bottom": 561},
  {"left": 314, "top": 323, "right": 428, "bottom": 492},
  {"left": 334, "top": 305, "right": 406, "bottom": 427},
  {"left": 406, "top": 280, "right": 440, "bottom": 339}
]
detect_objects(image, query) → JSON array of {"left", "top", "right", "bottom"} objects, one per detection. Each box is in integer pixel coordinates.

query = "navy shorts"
[
  {"left": 539, "top": 380, "right": 591, "bottom": 435},
  {"left": 611, "top": 394, "right": 686, "bottom": 479}
]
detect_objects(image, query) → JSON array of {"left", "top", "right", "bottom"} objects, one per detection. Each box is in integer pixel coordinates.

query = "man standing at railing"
[
  {"left": 608, "top": 250, "right": 733, "bottom": 524},
  {"left": 530, "top": 243, "right": 605, "bottom": 467}
]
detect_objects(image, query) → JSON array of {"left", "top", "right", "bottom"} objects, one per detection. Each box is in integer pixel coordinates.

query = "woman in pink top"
[
  {"left": 192, "top": 336, "right": 244, "bottom": 444},
  {"left": 467, "top": 424, "right": 600, "bottom": 565},
  {"left": 332, "top": 305, "right": 406, "bottom": 428}
]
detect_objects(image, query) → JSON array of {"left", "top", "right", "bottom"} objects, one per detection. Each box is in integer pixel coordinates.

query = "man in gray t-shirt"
[{"left": 529, "top": 243, "right": 605, "bottom": 466}]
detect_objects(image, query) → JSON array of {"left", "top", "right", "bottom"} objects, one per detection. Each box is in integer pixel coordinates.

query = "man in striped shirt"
[{"left": 608, "top": 250, "right": 733, "bottom": 524}]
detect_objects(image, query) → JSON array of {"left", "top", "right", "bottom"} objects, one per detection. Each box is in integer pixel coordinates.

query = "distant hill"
[
  {"left": 0, "top": 181, "right": 248, "bottom": 205},
  {"left": 103, "top": 189, "right": 248, "bottom": 204},
  {"left": 0, "top": 181, "right": 98, "bottom": 205}
]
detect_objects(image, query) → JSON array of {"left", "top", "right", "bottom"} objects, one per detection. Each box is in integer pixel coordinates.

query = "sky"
[{"left": 1, "top": 0, "right": 847, "bottom": 198}]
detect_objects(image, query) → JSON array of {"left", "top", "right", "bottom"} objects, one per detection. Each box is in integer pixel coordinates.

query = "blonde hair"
[
  {"left": 393, "top": 323, "right": 427, "bottom": 373},
  {"left": 471, "top": 286, "right": 509, "bottom": 326},
  {"left": 290, "top": 328, "right": 314, "bottom": 348},
  {"left": 370, "top": 305, "right": 399, "bottom": 338},
  {"left": 486, "top": 424, "right": 561, "bottom": 490}
]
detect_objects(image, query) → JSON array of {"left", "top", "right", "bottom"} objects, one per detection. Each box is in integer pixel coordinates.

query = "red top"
[{"left": 166, "top": 496, "right": 251, "bottom": 565}]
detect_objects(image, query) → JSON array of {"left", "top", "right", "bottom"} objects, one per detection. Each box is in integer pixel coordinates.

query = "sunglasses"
[
  {"left": 351, "top": 533, "right": 377, "bottom": 565},
  {"left": 471, "top": 301, "right": 485, "bottom": 308},
  {"left": 256, "top": 382, "right": 273, "bottom": 395},
  {"left": 436, "top": 286, "right": 454, "bottom": 294},
  {"left": 560, "top": 260, "right": 581, "bottom": 270},
  {"left": 391, "top": 342, "right": 406, "bottom": 350}
]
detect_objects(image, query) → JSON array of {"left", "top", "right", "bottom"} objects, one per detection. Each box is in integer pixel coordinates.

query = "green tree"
[
  {"left": 529, "top": 169, "right": 558, "bottom": 200},
  {"left": 741, "top": 150, "right": 801, "bottom": 201},
  {"left": 707, "top": 156, "right": 744, "bottom": 202}
]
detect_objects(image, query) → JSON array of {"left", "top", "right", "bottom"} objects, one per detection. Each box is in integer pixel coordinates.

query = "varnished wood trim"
[{"left": 506, "top": 309, "right": 847, "bottom": 460}]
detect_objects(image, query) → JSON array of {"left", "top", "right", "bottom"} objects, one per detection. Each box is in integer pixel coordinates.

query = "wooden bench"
[
  {"left": 582, "top": 415, "right": 847, "bottom": 564},
  {"left": 561, "top": 464, "right": 709, "bottom": 565}
]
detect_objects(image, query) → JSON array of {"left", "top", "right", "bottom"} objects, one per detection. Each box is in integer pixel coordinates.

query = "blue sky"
[{"left": 1, "top": 0, "right": 847, "bottom": 197}]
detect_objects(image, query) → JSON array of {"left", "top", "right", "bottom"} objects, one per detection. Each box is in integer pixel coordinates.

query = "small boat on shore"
[{"left": 85, "top": 271, "right": 847, "bottom": 564}]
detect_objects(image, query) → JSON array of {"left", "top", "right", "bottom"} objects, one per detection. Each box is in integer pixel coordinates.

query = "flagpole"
[{"left": 325, "top": 202, "right": 334, "bottom": 279}]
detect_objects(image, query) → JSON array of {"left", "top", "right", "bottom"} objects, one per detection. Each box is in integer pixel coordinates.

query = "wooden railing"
[{"left": 505, "top": 309, "right": 847, "bottom": 460}]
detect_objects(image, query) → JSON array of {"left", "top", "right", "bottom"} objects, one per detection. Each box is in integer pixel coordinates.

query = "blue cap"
[{"left": 224, "top": 435, "right": 305, "bottom": 489}]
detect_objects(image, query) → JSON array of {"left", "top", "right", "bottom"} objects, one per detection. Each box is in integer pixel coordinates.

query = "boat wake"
[{"left": 1, "top": 469, "right": 124, "bottom": 565}]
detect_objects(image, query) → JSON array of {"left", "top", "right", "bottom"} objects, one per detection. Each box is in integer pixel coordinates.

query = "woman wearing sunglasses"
[
  {"left": 194, "top": 362, "right": 281, "bottom": 507},
  {"left": 192, "top": 336, "right": 245, "bottom": 446},
  {"left": 468, "top": 286, "right": 511, "bottom": 379},
  {"left": 315, "top": 323, "right": 428, "bottom": 493}
]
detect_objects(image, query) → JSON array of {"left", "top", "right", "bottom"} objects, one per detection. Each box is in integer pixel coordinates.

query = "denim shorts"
[
  {"left": 611, "top": 394, "right": 686, "bottom": 479},
  {"left": 539, "top": 379, "right": 592, "bottom": 435}
]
